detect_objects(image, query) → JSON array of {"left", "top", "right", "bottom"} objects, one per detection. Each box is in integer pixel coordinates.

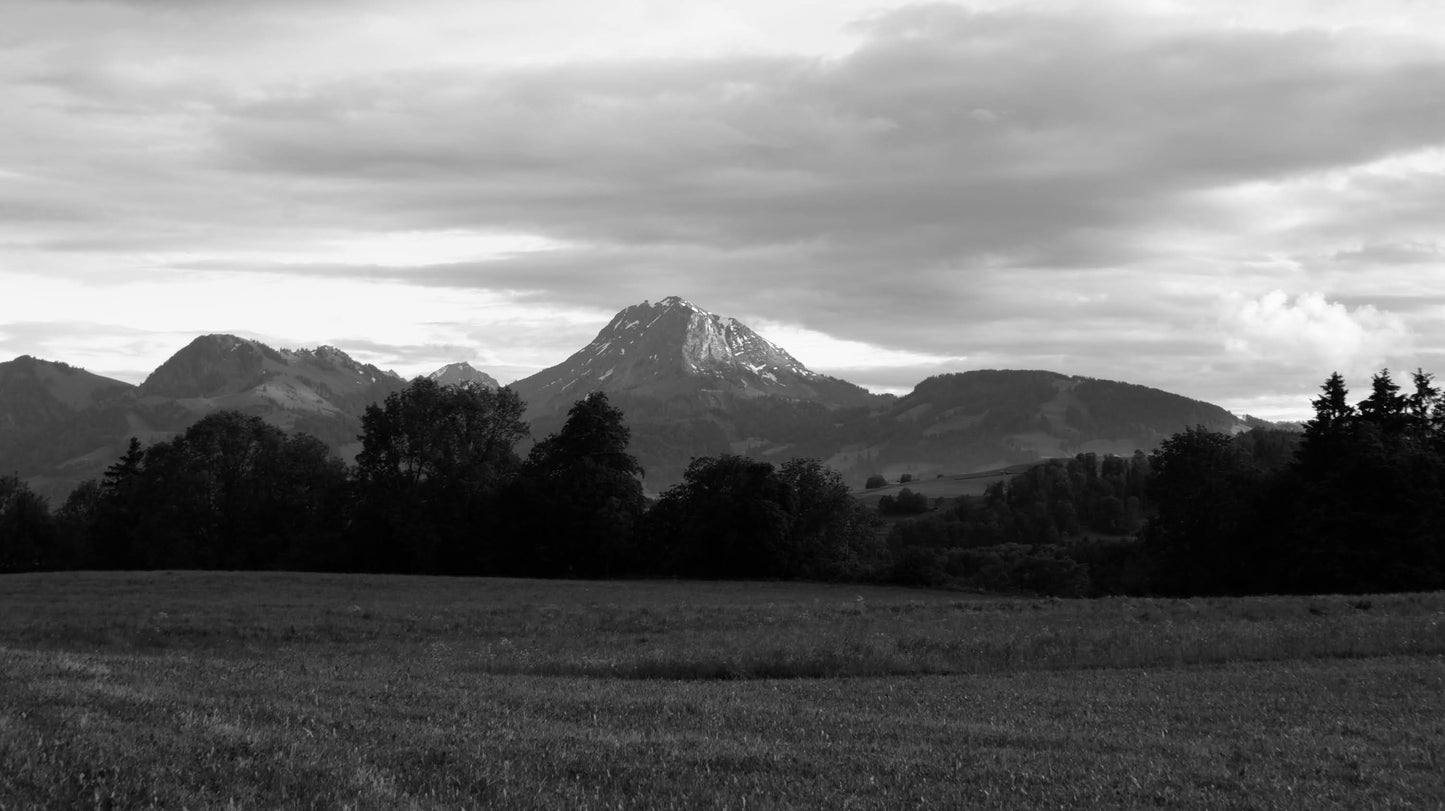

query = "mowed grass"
[{"left": 1, "top": 572, "right": 1443, "bottom": 808}]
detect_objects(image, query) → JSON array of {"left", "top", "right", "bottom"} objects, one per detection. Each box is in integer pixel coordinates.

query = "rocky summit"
[
  {"left": 428, "top": 362, "right": 500, "bottom": 389},
  {"left": 511, "top": 296, "right": 877, "bottom": 419}
]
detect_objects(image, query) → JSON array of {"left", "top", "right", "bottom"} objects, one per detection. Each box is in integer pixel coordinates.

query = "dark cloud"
[{"left": 179, "top": 7, "right": 1445, "bottom": 344}]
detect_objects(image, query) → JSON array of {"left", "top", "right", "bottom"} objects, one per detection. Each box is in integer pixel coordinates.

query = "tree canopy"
[
  {"left": 506, "top": 391, "right": 646, "bottom": 577},
  {"left": 352, "top": 378, "right": 529, "bottom": 573}
]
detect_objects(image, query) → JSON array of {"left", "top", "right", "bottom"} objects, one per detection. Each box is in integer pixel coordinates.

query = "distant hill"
[
  {"left": 821, "top": 370, "right": 1247, "bottom": 484},
  {"left": 0, "top": 357, "right": 137, "bottom": 496},
  {"left": 0, "top": 356, "right": 133, "bottom": 451},
  {"left": 1241, "top": 414, "right": 1306, "bottom": 433}
]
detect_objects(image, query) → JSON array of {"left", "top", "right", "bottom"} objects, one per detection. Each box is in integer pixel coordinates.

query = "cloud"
[
  {"left": 1331, "top": 240, "right": 1444, "bottom": 267},
  {"left": 5, "top": 1, "right": 1445, "bottom": 418},
  {"left": 176, "top": 6, "right": 1445, "bottom": 340},
  {"left": 1219, "top": 290, "right": 1410, "bottom": 373}
]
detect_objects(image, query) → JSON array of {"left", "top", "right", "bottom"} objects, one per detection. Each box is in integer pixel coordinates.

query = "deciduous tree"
[
  {"left": 508, "top": 392, "right": 646, "bottom": 576},
  {"left": 352, "top": 378, "right": 528, "bottom": 573}
]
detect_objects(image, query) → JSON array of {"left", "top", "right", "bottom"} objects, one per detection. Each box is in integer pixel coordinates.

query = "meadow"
[
  {"left": 1, "top": 571, "right": 1442, "bottom": 808},
  {"left": 851, "top": 467, "right": 1023, "bottom": 511}
]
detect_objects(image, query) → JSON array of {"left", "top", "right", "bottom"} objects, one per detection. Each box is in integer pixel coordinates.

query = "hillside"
[
  {"left": 822, "top": 370, "right": 1245, "bottom": 483},
  {"left": 1, "top": 338, "right": 423, "bottom": 502},
  {"left": 0, "top": 357, "right": 139, "bottom": 498}
]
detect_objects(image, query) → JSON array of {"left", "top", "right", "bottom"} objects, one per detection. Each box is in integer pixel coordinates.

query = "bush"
[
  {"left": 879, "top": 488, "right": 930, "bottom": 516},
  {"left": 942, "top": 544, "right": 1091, "bottom": 597},
  {"left": 887, "top": 547, "right": 948, "bottom": 587}
]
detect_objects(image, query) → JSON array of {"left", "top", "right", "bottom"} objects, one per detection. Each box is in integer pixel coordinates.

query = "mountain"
[
  {"left": 4, "top": 337, "right": 410, "bottom": 503},
  {"left": 510, "top": 297, "right": 886, "bottom": 488},
  {"left": 140, "top": 335, "right": 401, "bottom": 409},
  {"left": 0, "top": 356, "right": 134, "bottom": 474},
  {"left": 508, "top": 298, "right": 1253, "bottom": 490},
  {"left": 0, "top": 356, "right": 147, "bottom": 503},
  {"left": 3, "top": 310, "right": 1255, "bottom": 501},
  {"left": 0, "top": 356, "right": 133, "bottom": 431},
  {"left": 822, "top": 369, "right": 1248, "bottom": 482},
  {"left": 130, "top": 335, "right": 409, "bottom": 454},
  {"left": 512, "top": 296, "right": 877, "bottom": 417},
  {"left": 428, "top": 362, "right": 500, "bottom": 389}
]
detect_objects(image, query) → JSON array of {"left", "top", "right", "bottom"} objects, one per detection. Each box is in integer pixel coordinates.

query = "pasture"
[
  {"left": 851, "top": 465, "right": 1028, "bottom": 510},
  {"left": 1, "top": 572, "right": 1442, "bottom": 808}
]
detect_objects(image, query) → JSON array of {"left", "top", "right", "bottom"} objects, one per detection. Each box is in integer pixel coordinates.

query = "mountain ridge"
[
  {"left": 2, "top": 337, "right": 421, "bottom": 502},
  {"left": 823, "top": 369, "right": 1246, "bottom": 481},
  {"left": 3, "top": 299, "right": 1251, "bottom": 497}
]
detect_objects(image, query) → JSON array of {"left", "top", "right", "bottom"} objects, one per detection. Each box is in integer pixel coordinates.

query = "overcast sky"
[{"left": 4, "top": 0, "right": 1443, "bottom": 419}]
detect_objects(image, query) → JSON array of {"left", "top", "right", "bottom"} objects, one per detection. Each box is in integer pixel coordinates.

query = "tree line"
[
  {"left": 880, "top": 368, "right": 1445, "bottom": 596},
  {"left": 0, "top": 378, "right": 881, "bottom": 581},
  {"left": 1143, "top": 369, "right": 1445, "bottom": 595},
  {"left": 2, "top": 369, "right": 1442, "bottom": 597}
]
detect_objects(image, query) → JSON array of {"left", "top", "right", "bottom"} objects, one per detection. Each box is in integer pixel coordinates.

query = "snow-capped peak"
[
  {"left": 523, "top": 297, "right": 832, "bottom": 392},
  {"left": 510, "top": 296, "right": 880, "bottom": 414},
  {"left": 428, "top": 361, "right": 500, "bottom": 389}
]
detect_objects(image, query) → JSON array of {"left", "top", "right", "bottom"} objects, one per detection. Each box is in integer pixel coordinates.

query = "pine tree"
[
  {"left": 1298, "top": 372, "right": 1354, "bottom": 471},
  {"left": 1358, "top": 368, "right": 1408, "bottom": 433},
  {"left": 1407, "top": 368, "right": 1442, "bottom": 441}
]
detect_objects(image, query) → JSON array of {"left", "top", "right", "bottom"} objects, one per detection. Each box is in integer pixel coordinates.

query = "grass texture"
[{"left": 1, "top": 571, "right": 1442, "bottom": 808}]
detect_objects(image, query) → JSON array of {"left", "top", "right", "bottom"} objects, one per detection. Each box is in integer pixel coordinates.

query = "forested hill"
[{"left": 821, "top": 370, "right": 1245, "bottom": 483}]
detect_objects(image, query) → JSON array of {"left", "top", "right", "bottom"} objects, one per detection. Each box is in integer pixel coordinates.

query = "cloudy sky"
[{"left": 4, "top": 0, "right": 1443, "bottom": 419}]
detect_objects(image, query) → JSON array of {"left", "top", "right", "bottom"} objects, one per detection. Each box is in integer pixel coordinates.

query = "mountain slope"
[
  {"left": 823, "top": 370, "right": 1246, "bottom": 482},
  {"left": 512, "top": 296, "right": 877, "bottom": 418},
  {"left": 138, "top": 335, "right": 403, "bottom": 418},
  {"left": 0, "top": 356, "right": 133, "bottom": 430},
  {"left": 0, "top": 356, "right": 134, "bottom": 472},
  {"left": 0, "top": 356, "right": 144, "bottom": 503},
  {"left": 8, "top": 337, "right": 412, "bottom": 502}
]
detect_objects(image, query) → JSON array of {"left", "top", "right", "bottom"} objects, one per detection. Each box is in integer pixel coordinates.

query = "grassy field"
[
  {"left": 1, "top": 572, "right": 1443, "bottom": 808},
  {"left": 852, "top": 466, "right": 1029, "bottom": 510}
]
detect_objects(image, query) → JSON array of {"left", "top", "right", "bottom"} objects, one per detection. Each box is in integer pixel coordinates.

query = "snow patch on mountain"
[
  {"left": 511, "top": 296, "right": 879, "bottom": 416},
  {"left": 428, "top": 362, "right": 500, "bottom": 389}
]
